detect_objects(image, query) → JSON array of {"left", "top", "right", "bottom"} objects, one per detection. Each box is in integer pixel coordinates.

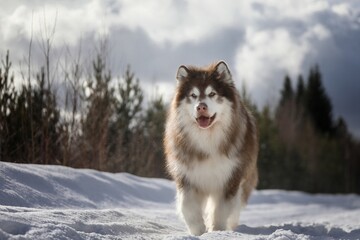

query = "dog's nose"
[{"left": 196, "top": 102, "right": 208, "bottom": 113}]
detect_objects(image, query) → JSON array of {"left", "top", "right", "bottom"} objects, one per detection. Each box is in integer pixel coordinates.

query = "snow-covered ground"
[{"left": 0, "top": 162, "right": 359, "bottom": 240}]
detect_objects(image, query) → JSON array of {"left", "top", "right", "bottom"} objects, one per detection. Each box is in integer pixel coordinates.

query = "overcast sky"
[{"left": 1, "top": 0, "right": 360, "bottom": 137}]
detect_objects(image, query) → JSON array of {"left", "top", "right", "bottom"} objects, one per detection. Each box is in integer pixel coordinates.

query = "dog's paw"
[{"left": 188, "top": 223, "right": 206, "bottom": 236}]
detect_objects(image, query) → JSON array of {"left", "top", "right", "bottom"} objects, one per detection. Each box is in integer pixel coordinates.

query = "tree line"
[
  {"left": 0, "top": 50, "right": 166, "bottom": 177},
  {"left": 253, "top": 66, "right": 360, "bottom": 193},
  {"left": 0, "top": 48, "right": 359, "bottom": 193}
]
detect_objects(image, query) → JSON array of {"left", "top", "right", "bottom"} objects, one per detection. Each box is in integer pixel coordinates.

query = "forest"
[{"left": 1, "top": 45, "right": 359, "bottom": 194}]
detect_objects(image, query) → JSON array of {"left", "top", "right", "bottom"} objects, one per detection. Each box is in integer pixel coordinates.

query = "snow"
[{"left": 0, "top": 162, "right": 359, "bottom": 240}]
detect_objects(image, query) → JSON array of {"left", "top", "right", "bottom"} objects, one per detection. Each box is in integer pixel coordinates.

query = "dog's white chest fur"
[{"left": 180, "top": 154, "right": 238, "bottom": 193}]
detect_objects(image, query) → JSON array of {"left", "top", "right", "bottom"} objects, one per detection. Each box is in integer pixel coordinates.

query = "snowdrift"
[{"left": 0, "top": 162, "right": 359, "bottom": 239}]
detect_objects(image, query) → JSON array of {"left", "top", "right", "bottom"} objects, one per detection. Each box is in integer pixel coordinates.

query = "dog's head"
[{"left": 174, "top": 61, "right": 237, "bottom": 129}]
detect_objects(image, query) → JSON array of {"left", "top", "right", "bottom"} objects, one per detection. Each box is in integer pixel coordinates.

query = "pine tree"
[
  {"left": 295, "top": 75, "right": 305, "bottom": 105},
  {"left": 276, "top": 75, "right": 296, "bottom": 146},
  {"left": 142, "top": 96, "right": 167, "bottom": 177},
  {"left": 257, "top": 105, "right": 281, "bottom": 189},
  {"left": 0, "top": 51, "right": 17, "bottom": 162},
  {"left": 3, "top": 66, "right": 60, "bottom": 164},
  {"left": 279, "top": 75, "right": 293, "bottom": 106},
  {"left": 32, "top": 67, "right": 60, "bottom": 164},
  {"left": 81, "top": 54, "right": 115, "bottom": 170},
  {"left": 305, "top": 65, "right": 333, "bottom": 134},
  {"left": 108, "top": 65, "right": 144, "bottom": 173},
  {"left": 114, "top": 65, "right": 143, "bottom": 137}
]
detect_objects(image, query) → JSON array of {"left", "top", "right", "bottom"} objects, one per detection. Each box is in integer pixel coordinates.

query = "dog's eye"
[
  {"left": 209, "top": 92, "right": 216, "bottom": 97},
  {"left": 190, "top": 93, "right": 197, "bottom": 99}
]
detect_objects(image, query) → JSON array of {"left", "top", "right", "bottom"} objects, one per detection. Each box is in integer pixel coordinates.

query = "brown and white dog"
[{"left": 164, "top": 61, "right": 258, "bottom": 235}]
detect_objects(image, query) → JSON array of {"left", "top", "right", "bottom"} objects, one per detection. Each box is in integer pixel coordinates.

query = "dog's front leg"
[
  {"left": 209, "top": 190, "right": 241, "bottom": 231},
  {"left": 177, "top": 188, "right": 206, "bottom": 236}
]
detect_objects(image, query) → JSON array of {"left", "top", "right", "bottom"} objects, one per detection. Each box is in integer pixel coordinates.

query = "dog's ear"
[
  {"left": 176, "top": 65, "right": 189, "bottom": 82},
  {"left": 215, "top": 61, "right": 233, "bottom": 84}
]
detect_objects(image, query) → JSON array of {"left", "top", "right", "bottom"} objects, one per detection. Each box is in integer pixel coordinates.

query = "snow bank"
[
  {"left": 0, "top": 162, "right": 175, "bottom": 209},
  {"left": 0, "top": 162, "right": 359, "bottom": 239}
]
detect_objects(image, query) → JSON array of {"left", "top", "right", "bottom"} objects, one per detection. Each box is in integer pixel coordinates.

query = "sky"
[{"left": 1, "top": 0, "right": 360, "bottom": 137}]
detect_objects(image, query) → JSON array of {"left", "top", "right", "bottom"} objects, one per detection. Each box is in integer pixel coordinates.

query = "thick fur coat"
[{"left": 164, "top": 61, "right": 258, "bottom": 235}]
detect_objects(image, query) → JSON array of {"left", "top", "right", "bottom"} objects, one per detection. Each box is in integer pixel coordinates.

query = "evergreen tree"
[
  {"left": 305, "top": 65, "right": 333, "bottom": 134},
  {"left": 257, "top": 105, "right": 281, "bottom": 189},
  {"left": 294, "top": 74, "right": 307, "bottom": 129},
  {"left": 114, "top": 65, "right": 143, "bottom": 138},
  {"left": 295, "top": 75, "right": 305, "bottom": 105},
  {"left": 81, "top": 54, "right": 115, "bottom": 170},
  {"left": 110, "top": 66, "right": 144, "bottom": 173},
  {"left": 32, "top": 67, "right": 60, "bottom": 164},
  {"left": 0, "top": 51, "right": 17, "bottom": 162},
  {"left": 142, "top": 96, "right": 167, "bottom": 177},
  {"left": 4, "top": 66, "right": 60, "bottom": 164},
  {"left": 276, "top": 75, "right": 296, "bottom": 147},
  {"left": 279, "top": 75, "right": 293, "bottom": 106}
]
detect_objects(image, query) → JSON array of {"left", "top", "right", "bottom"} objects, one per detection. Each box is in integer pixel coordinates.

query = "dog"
[{"left": 164, "top": 61, "right": 258, "bottom": 235}]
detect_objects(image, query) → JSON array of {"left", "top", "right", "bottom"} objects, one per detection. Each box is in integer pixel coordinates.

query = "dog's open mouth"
[{"left": 196, "top": 113, "right": 216, "bottom": 128}]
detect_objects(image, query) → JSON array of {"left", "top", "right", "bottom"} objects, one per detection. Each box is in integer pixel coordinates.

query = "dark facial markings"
[
  {"left": 176, "top": 67, "right": 235, "bottom": 106},
  {"left": 209, "top": 92, "right": 216, "bottom": 98}
]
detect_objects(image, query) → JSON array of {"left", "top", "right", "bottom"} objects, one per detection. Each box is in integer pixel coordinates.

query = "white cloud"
[
  {"left": 332, "top": 3, "right": 350, "bottom": 16},
  {"left": 114, "top": 0, "right": 242, "bottom": 45},
  {"left": 234, "top": 21, "right": 333, "bottom": 104},
  {"left": 0, "top": 0, "right": 348, "bottom": 49},
  {"left": 235, "top": 28, "right": 306, "bottom": 103},
  {"left": 0, "top": 0, "right": 112, "bottom": 49},
  {"left": 0, "top": 0, "right": 360, "bottom": 135},
  {"left": 2, "top": 5, "right": 29, "bottom": 41},
  {"left": 113, "top": 1, "right": 246, "bottom": 46},
  {"left": 253, "top": 0, "right": 329, "bottom": 21},
  {"left": 305, "top": 24, "right": 331, "bottom": 40}
]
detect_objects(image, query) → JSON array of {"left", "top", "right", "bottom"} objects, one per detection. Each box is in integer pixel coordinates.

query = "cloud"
[
  {"left": 0, "top": 0, "right": 116, "bottom": 52},
  {"left": 0, "top": 0, "right": 360, "bottom": 136},
  {"left": 235, "top": 28, "right": 307, "bottom": 100},
  {"left": 234, "top": 23, "right": 332, "bottom": 104},
  {"left": 114, "top": 0, "right": 245, "bottom": 45}
]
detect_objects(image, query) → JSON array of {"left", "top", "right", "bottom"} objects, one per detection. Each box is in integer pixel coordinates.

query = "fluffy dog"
[{"left": 164, "top": 61, "right": 258, "bottom": 235}]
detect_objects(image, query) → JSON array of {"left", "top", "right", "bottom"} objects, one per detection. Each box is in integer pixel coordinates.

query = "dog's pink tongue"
[{"left": 198, "top": 116, "right": 210, "bottom": 128}]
